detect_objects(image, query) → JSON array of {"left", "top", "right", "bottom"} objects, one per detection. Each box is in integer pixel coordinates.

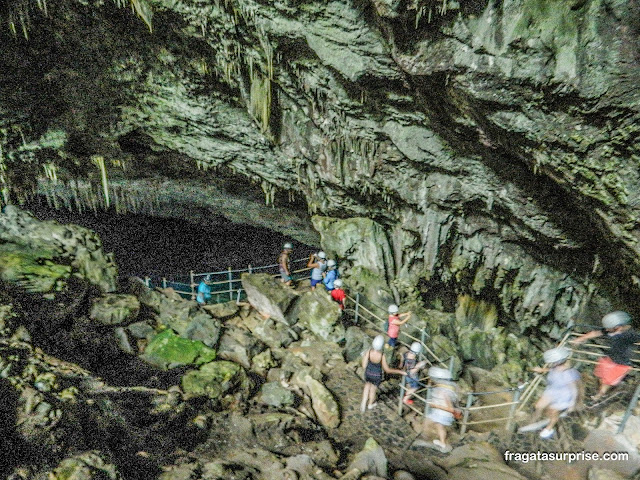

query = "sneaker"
[
  {"left": 384, "top": 344, "right": 392, "bottom": 350},
  {"left": 540, "top": 428, "right": 555, "bottom": 439},
  {"left": 433, "top": 440, "right": 452, "bottom": 453},
  {"left": 403, "top": 398, "right": 414, "bottom": 405},
  {"left": 517, "top": 419, "right": 550, "bottom": 433},
  {"left": 367, "top": 403, "right": 378, "bottom": 410}
]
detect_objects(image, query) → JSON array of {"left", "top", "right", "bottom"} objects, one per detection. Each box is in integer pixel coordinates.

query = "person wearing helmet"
[
  {"left": 330, "top": 278, "right": 346, "bottom": 310},
  {"left": 278, "top": 243, "right": 294, "bottom": 286},
  {"left": 399, "top": 342, "right": 428, "bottom": 405},
  {"left": 361, "top": 335, "right": 407, "bottom": 413},
  {"left": 519, "top": 347, "right": 581, "bottom": 439},
  {"left": 386, "top": 304, "right": 412, "bottom": 349},
  {"left": 425, "top": 366, "right": 459, "bottom": 453},
  {"left": 571, "top": 311, "right": 640, "bottom": 401},
  {"left": 307, "top": 251, "right": 327, "bottom": 290},
  {"left": 322, "top": 259, "right": 339, "bottom": 291},
  {"left": 196, "top": 274, "right": 212, "bottom": 305}
]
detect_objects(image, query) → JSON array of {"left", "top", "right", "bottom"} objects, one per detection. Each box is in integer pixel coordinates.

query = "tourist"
[
  {"left": 386, "top": 304, "right": 411, "bottom": 349},
  {"left": 425, "top": 366, "right": 459, "bottom": 453},
  {"left": 519, "top": 346, "right": 581, "bottom": 439},
  {"left": 196, "top": 275, "right": 212, "bottom": 304},
  {"left": 571, "top": 311, "right": 640, "bottom": 401},
  {"left": 331, "top": 279, "right": 346, "bottom": 310},
  {"left": 307, "top": 251, "right": 327, "bottom": 290},
  {"left": 361, "top": 335, "right": 406, "bottom": 413},
  {"left": 278, "top": 243, "right": 294, "bottom": 286},
  {"left": 400, "top": 342, "right": 428, "bottom": 405},
  {"left": 322, "top": 259, "right": 339, "bottom": 291}
]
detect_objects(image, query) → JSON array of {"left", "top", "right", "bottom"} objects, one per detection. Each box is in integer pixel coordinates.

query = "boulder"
[
  {"left": 0, "top": 243, "right": 72, "bottom": 293},
  {"left": 113, "top": 327, "right": 134, "bottom": 354},
  {"left": 258, "top": 382, "right": 295, "bottom": 408},
  {"left": 347, "top": 437, "right": 388, "bottom": 478},
  {"left": 181, "top": 310, "right": 222, "bottom": 348},
  {"left": 288, "top": 289, "right": 344, "bottom": 342},
  {"left": 181, "top": 360, "right": 250, "bottom": 403},
  {"left": 442, "top": 442, "right": 527, "bottom": 480},
  {"left": 281, "top": 440, "right": 339, "bottom": 470},
  {"left": 89, "top": 294, "right": 140, "bottom": 326},
  {"left": 579, "top": 419, "right": 640, "bottom": 477},
  {"left": 0, "top": 206, "right": 117, "bottom": 292},
  {"left": 47, "top": 451, "right": 121, "bottom": 480},
  {"left": 141, "top": 329, "right": 216, "bottom": 370},
  {"left": 287, "top": 340, "right": 345, "bottom": 374},
  {"left": 217, "top": 325, "right": 265, "bottom": 369},
  {"left": 292, "top": 370, "right": 340, "bottom": 429},
  {"left": 588, "top": 468, "right": 628, "bottom": 480},
  {"left": 344, "top": 326, "right": 371, "bottom": 362},
  {"left": 126, "top": 321, "right": 156, "bottom": 340},
  {"left": 202, "top": 300, "right": 239, "bottom": 319},
  {"left": 252, "top": 349, "right": 278, "bottom": 377},
  {"left": 241, "top": 273, "right": 299, "bottom": 323},
  {"left": 242, "top": 310, "right": 297, "bottom": 349},
  {"left": 157, "top": 463, "right": 198, "bottom": 480}
]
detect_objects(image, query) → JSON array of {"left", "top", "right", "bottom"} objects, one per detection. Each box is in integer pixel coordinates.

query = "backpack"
[{"left": 383, "top": 320, "right": 389, "bottom": 332}]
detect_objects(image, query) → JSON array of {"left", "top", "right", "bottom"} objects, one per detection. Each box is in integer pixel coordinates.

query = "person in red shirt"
[
  {"left": 330, "top": 279, "right": 346, "bottom": 310},
  {"left": 386, "top": 304, "right": 411, "bottom": 349}
]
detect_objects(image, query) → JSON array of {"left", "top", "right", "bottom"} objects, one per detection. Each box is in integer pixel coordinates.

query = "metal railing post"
[
  {"left": 448, "top": 356, "right": 455, "bottom": 378},
  {"left": 189, "top": 271, "right": 195, "bottom": 300},
  {"left": 354, "top": 293, "right": 360, "bottom": 324},
  {"left": 144, "top": 277, "right": 150, "bottom": 288},
  {"left": 236, "top": 289, "right": 241, "bottom": 304},
  {"left": 618, "top": 383, "right": 640, "bottom": 434},
  {"left": 248, "top": 264, "right": 252, "bottom": 274},
  {"left": 506, "top": 386, "right": 523, "bottom": 432},
  {"left": 228, "top": 267, "right": 233, "bottom": 301},
  {"left": 460, "top": 393, "right": 474, "bottom": 435},
  {"left": 398, "top": 376, "right": 406, "bottom": 415},
  {"left": 162, "top": 277, "right": 167, "bottom": 289},
  {"left": 420, "top": 328, "right": 426, "bottom": 347}
]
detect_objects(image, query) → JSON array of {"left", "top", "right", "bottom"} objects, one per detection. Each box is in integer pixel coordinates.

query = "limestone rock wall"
[{"left": 0, "top": 0, "right": 639, "bottom": 329}]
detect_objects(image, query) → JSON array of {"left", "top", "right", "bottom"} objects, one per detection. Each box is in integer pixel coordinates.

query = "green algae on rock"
[{"left": 141, "top": 328, "right": 216, "bottom": 370}]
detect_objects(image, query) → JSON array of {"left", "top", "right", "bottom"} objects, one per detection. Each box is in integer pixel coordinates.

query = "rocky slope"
[{"left": 0, "top": 0, "right": 639, "bottom": 339}]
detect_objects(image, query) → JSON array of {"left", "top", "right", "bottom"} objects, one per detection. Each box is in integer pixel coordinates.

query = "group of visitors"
[{"left": 198, "top": 242, "right": 639, "bottom": 452}]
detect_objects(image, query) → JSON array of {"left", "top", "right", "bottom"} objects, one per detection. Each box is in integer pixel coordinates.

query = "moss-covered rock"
[
  {"left": 0, "top": 243, "right": 71, "bottom": 293},
  {"left": 89, "top": 294, "right": 140, "bottom": 326},
  {"left": 241, "top": 273, "right": 299, "bottom": 323},
  {"left": 181, "top": 360, "right": 249, "bottom": 402},
  {"left": 141, "top": 329, "right": 216, "bottom": 370},
  {"left": 47, "top": 451, "right": 121, "bottom": 480},
  {"left": 288, "top": 288, "right": 344, "bottom": 342}
]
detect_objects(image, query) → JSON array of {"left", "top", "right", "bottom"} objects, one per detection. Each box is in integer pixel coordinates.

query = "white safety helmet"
[
  {"left": 372, "top": 335, "right": 385, "bottom": 351},
  {"left": 602, "top": 311, "right": 631, "bottom": 329},
  {"left": 410, "top": 342, "right": 422, "bottom": 354},
  {"left": 428, "top": 366, "right": 452, "bottom": 381},
  {"left": 327, "top": 259, "right": 336, "bottom": 268},
  {"left": 388, "top": 304, "right": 399, "bottom": 314},
  {"left": 333, "top": 279, "right": 343, "bottom": 288},
  {"left": 543, "top": 347, "right": 571, "bottom": 365},
  {"left": 317, "top": 251, "right": 326, "bottom": 259},
  {"left": 283, "top": 242, "right": 293, "bottom": 250},
  {"left": 204, "top": 275, "right": 211, "bottom": 282}
]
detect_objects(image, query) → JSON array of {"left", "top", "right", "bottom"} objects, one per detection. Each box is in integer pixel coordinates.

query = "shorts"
[
  {"left": 595, "top": 356, "right": 631, "bottom": 386},
  {"left": 406, "top": 376, "right": 420, "bottom": 389},
  {"left": 388, "top": 337, "right": 397, "bottom": 347},
  {"left": 279, "top": 268, "right": 292, "bottom": 282},
  {"left": 428, "top": 408, "right": 454, "bottom": 426},
  {"left": 310, "top": 278, "right": 323, "bottom": 287}
]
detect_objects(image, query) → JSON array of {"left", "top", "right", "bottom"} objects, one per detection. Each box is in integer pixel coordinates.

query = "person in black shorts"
[{"left": 361, "top": 335, "right": 406, "bottom": 413}]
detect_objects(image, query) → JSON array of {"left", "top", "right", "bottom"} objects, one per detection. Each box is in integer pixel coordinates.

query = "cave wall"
[{"left": 1, "top": 0, "right": 640, "bottom": 331}]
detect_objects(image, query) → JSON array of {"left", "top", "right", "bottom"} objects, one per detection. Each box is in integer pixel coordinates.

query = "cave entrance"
[{"left": 23, "top": 197, "right": 317, "bottom": 284}]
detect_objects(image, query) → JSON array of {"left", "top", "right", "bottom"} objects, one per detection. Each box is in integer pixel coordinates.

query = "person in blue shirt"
[
  {"left": 196, "top": 275, "right": 212, "bottom": 304},
  {"left": 323, "top": 259, "right": 338, "bottom": 291}
]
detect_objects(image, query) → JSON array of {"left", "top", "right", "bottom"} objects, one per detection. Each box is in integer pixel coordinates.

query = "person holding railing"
[
  {"left": 196, "top": 275, "right": 212, "bottom": 304},
  {"left": 307, "top": 251, "right": 327, "bottom": 290},
  {"left": 386, "top": 304, "right": 411, "bottom": 349},
  {"left": 330, "top": 279, "right": 346, "bottom": 310},
  {"left": 361, "top": 335, "right": 407, "bottom": 413},
  {"left": 425, "top": 366, "right": 460, "bottom": 453},
  {"left": 278, "top": 243, "right": 294, "bottom": 286},
  {"left": 322, "top": 259, "right": 339, "bottom": 291},
  {"left": 400, "top": 342, "right": 428, "bottom": 405},
  {"left": 518, "top": 347, "right": 581, "bottom": 439},
  {"left": 571, "top": 311, "right": 640, "bottom": 401}
]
